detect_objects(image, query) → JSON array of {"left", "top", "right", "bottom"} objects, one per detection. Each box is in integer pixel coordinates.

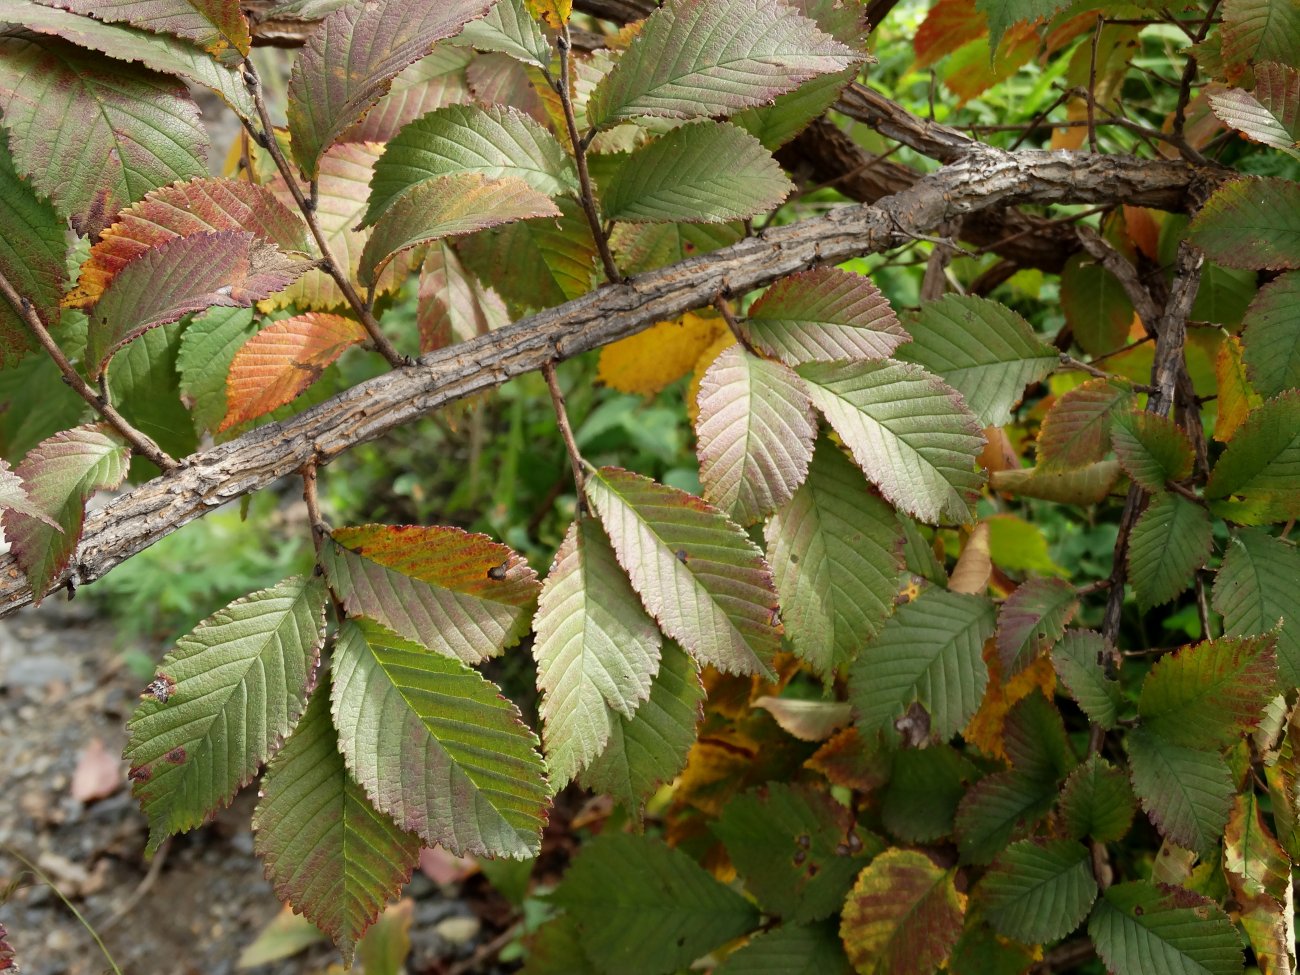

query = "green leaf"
[
  {"left": 1139, "top": 632, "right": 1279, "bottom": 749},
  {"left": 975, "top": 0, "right": 1072, "bottom": 51},
  {"left": 838, "top": 849, "right": 965, "bottom": 975},
  {"left": 1221, "top": 0, "right": 1300, "bottom": 71},
  {"left": 579, "top": 642, "right": 704, "bottom": 815},
  {"left": 978, "top": 838, "right": 1097, "bottom": 944},
  {"left": 848, "top": 587, "right": 996, "bottom": 740},
  {"left": 1052, "top": 630, "right": 1121, "bottom": 730},
  {"left": 85, "top": 230, "right": 305, "bottom": 378},
  {"left": 741, "top": 267, "right": 907, "bottom": 366},
  {"left": 0, "top": 459, "right": 55, "bottom": 528},
  {"left": 1088, "top": 881, "right": 1243, "bottom": 975},
  {"left": 1208, "top": 62, "right": 1300, "bottom": 160},
  {"left": 0, "top": 139, "right": 62, "bottom": 367},
  {"left": 253, "top": 685, "right": 420, "bottom": 964},
  {"left": 359, "top": 172, "right": 559, "bottom": 287},
  {"left": 798, "top": 359, "right": 986, "bottom": 525},
  {"left": 1059, "top": 755, "right": 1137, "bottom": 843},
  {"left": 522, "top": 915, "right": 599, "bottom": 975},
  {"left": 1206, "top": 391, "right": 1300, "bottom": 523},
  {"left": 50, "top": 0, "right": 251, "bottom": 62},
  {"left": 532, "top": 516, "right": 662, "bottom": 789},
  {"left": 731, "top": 67, "right": 857, "bottom": 150},
  {"left": 322, "top": 524, "right": 540, "bottom": 665},
  {"left": 1213, "top": 528, "right": 1300, "bottom": 686},
  {"left": 106, "top": 319, "right": 198, "bottom": 462},
  {"left": 599, "top": 122, "right": 793, "bottom": 224},
  {"left": 954, "top": 770, "right": 1056, "bottom": 865},
  {"left": 1037, "top": 378, "right": 1136, "bottom": 470},
  {"left": 1002, "top": 689, "right": 1076, "bottom": 783},
  {"left": 549, "top": 832, "right": 759, "bottom": 975},
  {"left": 1127, "top": 727, "right": 1233, "bottom": 857},
  {"left": 2, "top": 424, "right": 129, "bottom": 600},
  {"left": 1188, "top": 177, "right": 1300, "bottom": 271},
  {"left": 1111, "top": 412, "right": 1195, "bottom": 492},
  {"left": 584, "top": 466, "right": 782, "bottom": 677},
  {"left": 712, "top": 922, "right": 850, "bottom": 975},
  {"left": 1241, "top": 271, "right": 1300, "bottom": 399},
  {"left": 696, "top": 345, "right": 817, "bottom": 526},
  {"left": 330, "top": 617, "right": 549, "bottom": 858},
  {"left": 609, "top": 220, "right": 743, "bottom": 276},
  {"left": 176, "top": 308, "right": 256, "bottom": 435},
  {"left": 713, "top": 782, "right": 871, "bottom": 923},
  {"left": 286, "top": 0, "right": 495, "bottom": 176},
  {"left": 0, "top": 33, "right": 208, "bottom": 238},
  {"left": 765, "top": 437, "right": 905, "bottom": 681},
  {"left": 899, "top": 294, "right": 1057, "bottom": 428},
  {"left": 586, "top": 0, "right": 861, "bottom": 129},
  {"left": 362, "top": 104, "right": 577, "bottom": 227},
  {"left": 881, "top": 745, "right": 976, "bottom": 844},
  {"left": 1059, "top": 253, "right": 1136, "bottom": 358},
  {"left": 125, "top": 576, "right": 326, "bottom": 853},
  {"left": 996, "top": 577, "right": 1079, "bottom": 676},
  {"left": 1127, "top": 494, "right": 1213, "bottom": 610},
  {"left": 455, "top": 0, "right": 550, "bottom": 70}
]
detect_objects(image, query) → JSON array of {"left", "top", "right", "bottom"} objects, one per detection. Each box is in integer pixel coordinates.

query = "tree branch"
[{"left": 0, "top": 150, "right": 1221, "bottom": 616}]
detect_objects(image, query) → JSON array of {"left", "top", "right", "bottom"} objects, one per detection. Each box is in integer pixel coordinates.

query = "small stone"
[{"left": 434, "top": 916, "right": 480, "bottom": 947}]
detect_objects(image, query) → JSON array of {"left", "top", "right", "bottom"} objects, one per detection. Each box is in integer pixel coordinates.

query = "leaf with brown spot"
[{"left": 46, "top": 0, "right": 251, "bottom": 62}]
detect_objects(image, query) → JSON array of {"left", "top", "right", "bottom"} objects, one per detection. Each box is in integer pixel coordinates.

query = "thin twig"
[
  {"left": 1087, "top": 16, "right": 1104, "bottom": 153},
  {"left": 301, "top": 461, "right": 327, "bottom": 557},
  {"left": 1076, "top": 226, "right": 1162, "bottom": 331},
  {"left": 239, "top": 61, "right": 406, "bottom": 367},
  {"left": 0, "top": 273, "right": 177, "bottom": 470},
  {"left": 542, "top": 362, "right": 586, "bottom": 505},
  {"left": 712, "top": 297, "right": 761, "bottom": 355},
  {"left": 555, "top": 27, "right": 621, "bottom": 284},
  {"left": 1195, "top": 573, "right": 1212, "bottom": 638}
]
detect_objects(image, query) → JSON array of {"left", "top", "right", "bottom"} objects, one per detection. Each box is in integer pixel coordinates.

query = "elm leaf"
[
  {"left": 1213, "top": 528, "right": 1300, "bottom": 685},
  {"left": 978, "top": 839, "right": 1097, "bottom": 944},
  {"left": 46, "top": 0, "right": 251, "bottom": 62},
  {"left": 1127, "top": 727, "right": 1234, "bottom": 857},
  {"left": 1126, "top": 494, "right": 1213, "bottom": 610},
  {"left": 0, "top": 139, "right": 62, "bottom": 367},
  {"left": 1037, "top": 378, "right": 1136, "bottom": 471},
  {"left": 1111, "top": 411, "right": 1195, "bottom": 492},
  {"left": 1240, "top": 271, "right": 1300, "bottom": 398},
  {"left": 996, "top": 577, "right": 1079, "bottom": 676},
  {"left": 1188, "top": 177, "right": 1300, "bottom": 271},
  {"left": 1088, "top": 881, "right": 1243, "bottom": 975},
  {"left": 1209, "top": 61, "right": 1300, "bottom": 159},
  {"left": 1206, "top": 391, "right": 1300, "bottom": 523},
  {"left": 1052, "top": 630, "right": 1121, "bottom": 730}
]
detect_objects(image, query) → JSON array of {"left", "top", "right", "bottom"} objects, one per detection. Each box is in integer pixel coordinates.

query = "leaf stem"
[
  {"left": 0, "top": 272, "right": 177, "bottom": 471},
  {"left": 555, "top": 27, "right": 621, "bottom": 285},
  {"left": 712, "top": 297, "right": 761, "bottom": 356},
  {"left": 239, "top": 61, "right": 407, "bottom": 368},
  {"left": 542, "top": 361, "right": 586, "bottom": 506},
  {"left": 301, "top": 461, "right": 327, "bottom": 558}
]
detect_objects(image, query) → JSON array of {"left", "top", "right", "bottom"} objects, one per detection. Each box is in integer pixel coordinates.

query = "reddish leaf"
[
  {"left": 1037, "top": 378, "right": 1136, "bottom": 470},
  {"left": 996, "top": 577, "right": 1079, "bottom": 675},
  {"left": 0, "top": 141, "right": 63, "bottom": 367},
  {"left": 219, "top": 313, "right": 367, "bottom": 432},
  {"left": 86, "top": 230, "right": 308, "bottom": 377},
  {"left": 65, "top": 177, "right": 309, "bottom": 309},
  {"left": 344, "top": 46, "right": 473, "bottom": 144},
  {"left": 914, "top": 0, "right": 986, "bottom": 69},
  {"left": 416, "top": 243, "right": 509, "bottom": 352},
  {"left": 46, "top": 0, "right": 251, "bottom": 62}
]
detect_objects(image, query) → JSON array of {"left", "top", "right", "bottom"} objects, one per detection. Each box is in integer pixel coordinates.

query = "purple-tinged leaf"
[
  {"left": 1037, "top": 377, "right": 1136, "bottom": 470},
  {"left": 0, "top": 140, "right": 62, "bottom": 368},
  {"left": 417, "top": 242, "right": 509, "bottom": 352},
  {"left": 1188, "top": 177, "right": 1300, "bottom": 271},
  {"left": 44, "top": 0, "right": 251, "bottom": 63},
  {"left": 343, "top": 46, "right": 473, "bottom": 144},
  {"left": 1209, "top": 61, "right": 1300, "bottom": 159},
  {"left": 996, "top": 577, "right": 1078, "bottom": 675},
  {"left": 0, "top": 458, "right": 57, "bottom": 529}
]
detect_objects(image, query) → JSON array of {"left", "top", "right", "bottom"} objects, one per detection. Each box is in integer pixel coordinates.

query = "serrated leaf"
[
  {"left": 125, "top": 576, "right": 326, "bottom": 853},
  {"left": 848, "top": 587, "right": 996, "bottom": 740},
  {"left": 0, "top": 140, "right": 62, "bottom": 367},
  {"left": 579, "top": 642, "right": 704, "bottom": 815},
  {"left": 741, "top": 267, "right": 907, "bottom": 366},
  {"left": 991, "top": 461, "right": 1122, "bottom": 504},
  {"left": 64, "top": 177, "right": 309, "bottom": 309},
  {"left": 524, "top": 0, "right": 569, "bottom": 30},
  {"left": 963, "top": 649, "right": 1058, "bottom": 764},
  {"left": 766, "top": 437, "right": 905, "bottom": 681},
  {"left": 0, "top": 33, "right": 207, "bottom": 238},
  {"left": 549, "top": 832, "right": 759, "bottom": 975},
  {"left": 286, "top": 0, "right": 496, "bottom": 177},
  {"left": 85, "top": 230, "right": 306, "bottom": 378},
  {"left": 996, "top": 577, "right": 1079, "bottom": 676},
  {"left": 899, "top": 294, "right": 1057, "bottom": 427},
  {"left": 798, "top": 359, "right": 986, "bottom": 525},
  {"left": 47, "top": 0, "right": 250, "bottom": 62},
  {"left": 456, "top": 0, "right": 550, "bottom": 70},
  {"left": 522, "top": 915, "right": 598, "bottom": 975},
  {"left": 322, "top": 524, "right": 540, "bottom": 665},
  {"left": 1215, "top": 335, "right": 1263, "bottom": 444},
  {"left": 2, "top": 424, "right": 129, "bottom": 599},
  {"left": 1214, "top": 528, "right": 1300, "bottom": 686},
  {"left": 532, "top": 516, "right": 662, "bottom": 789},
  {"left": 713, "top": 922, "right": 851, "bottom": 975},
  {"left": 1127, "top": 727, "right": 1233, "bottom": 857},
  {"left": 363, "top": 104, "right": 576, "bottom": 228},
  {"left": 585, "top": 466, "right": 782, "bottom": 677},
  {"left": 1127, "top": 494, "right": 1213, "bottom": 610},
  {"left": 975, "top": 0, "right": 1072, "bottom": 51},
  {"left": 732, "top": 67, "right": 857, "bottom": 150},
  {"left": 1223, "top": 791, "right": 1295, "bottom": 975},
  {"left": 106, "top": 318, "right": 196, "bottom": 462},
  {"left": 1112, "top": 412, "right": 1195, "bottom": 492},
  {"left": 1139, "top": 632, "right": 1279, "bottom": 749},
  {"left": 1059, "top": 755, "right": 1137, "bottom": 843},
  {"left": 609, "top": 219, "right": 743, "bottom": 275},
  {"left": 1209, "top": 62, "right": 1300, "bottom": 158},
  {"left": 696, "top": 344, "right": 816, "bottom": 526},
  {"left": 880, "top": 745, "right": 976, "bottom": 844},
  {"left": 599, "top": 122, "right": 793, "bottom": 224},
  {"left": 344, "top": 46, "right": 473, "bottom": 144},
  {"left": 417, "top": 241, "right": 509, "bottom": 351},
  {"left": 359, "top": 172, "right": 559, "bottom": 288},
  {"left": 954, "top": 769, "right": 1056, "bottom": 865},
  {"left": 331, "top": 617, "right": 548, "bottom": 858},
  {"left": 596, "top": 311, "right": 725, "bottom": 395},
  {"left": 1222, "top": 0, "right": 1300, "bottom": 71},
  {"left": 1088, "top": 881, "right": 1243, "bottom": 975},
  {"left": 253, "top": 685, "right": 420, "bottom": 964},
  {"left": 1052, "top": 630, "right": 1120, "bottom": 730},
  {"left": 1241, "top": 271, "right": 1300, "bottom": 399},
  {"left": 219, "top": 313, "right": 367, "bottom": 432},
  {"left": 0, "top": 459, "right": 55, "bottom": 528},
  {"left": 586, "top": 0, "right": 861, "bottom": 129},
  {"left": 839, "top": 848, "right": 965, "bottom": 975},
  {"left": 176, "top": 307, "right": 255, "bottom": 435},
  {"left": 1188, "top": 178, "right": 1300, "bottom": 271},
  {"left": 1207, "top": 391, "right": 1300, "bottom": 523},
  {"left": 1037, "top": 378, "right": 1136, "bottom": 470},
  {"left": 978, "top": 838, "right": 1097, "bottom": 944},
  {"left": 1059, "top": 253, "right": 1136, "bottom": 358}
]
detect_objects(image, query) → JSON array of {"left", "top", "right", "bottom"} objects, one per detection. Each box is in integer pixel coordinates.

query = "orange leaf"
[
  {"left": 964, "top": 643, "right": 1057, "bottom": 761},
  {"left": 220, "top": 313, "right": 366, "bottom": 431},
  {"left": 1215, "top": 335, "right": 1263, "bottom": 443}
]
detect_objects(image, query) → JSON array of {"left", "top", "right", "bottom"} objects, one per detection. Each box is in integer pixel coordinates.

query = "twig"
[
  {"left": 239, "top": 61, "right": 406, "bottom": 367},
  {"left": 712, "top": 297, "right": 761, "bottom": 355},
  {"left": 555, "top": 27, "right": 621, "bottom": 285},
  {"left": 98, "top": 837, "right": 171, "bottom": 933},
  {"left": 1195, "top": 572, "right": 1212, "bottom": 638},
  {"left": 446, "top": 921, "right": 524, "bottom": 975},
  {"left": 1087, "top": 15, "right": 1104, "bottom": 153},
  {"left": 301, "top": 461, "right": 327, "bottom": 557},
  {"left": 542, "top": 362, "right": 586, "bottom": 505},
  {"left": 0, "top": 272, "right": 177, "bottom": 470}
]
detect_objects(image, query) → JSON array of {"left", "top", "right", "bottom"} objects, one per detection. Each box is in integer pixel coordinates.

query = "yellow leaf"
[
  {"left": 526, "top": 0, "right": 571, "bottom": 29},
  {"left": 1215, "top": 335, "right": 1263, "bottom": 443},
  {"left": 598, "top": 311, "right": 725, "bottom": 396},
  {"left": 964, "top": 643, "right": 1056, "bottom": 761},
  {"left": 949, "top": 522, "right": 992, "bottom": 595}
]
